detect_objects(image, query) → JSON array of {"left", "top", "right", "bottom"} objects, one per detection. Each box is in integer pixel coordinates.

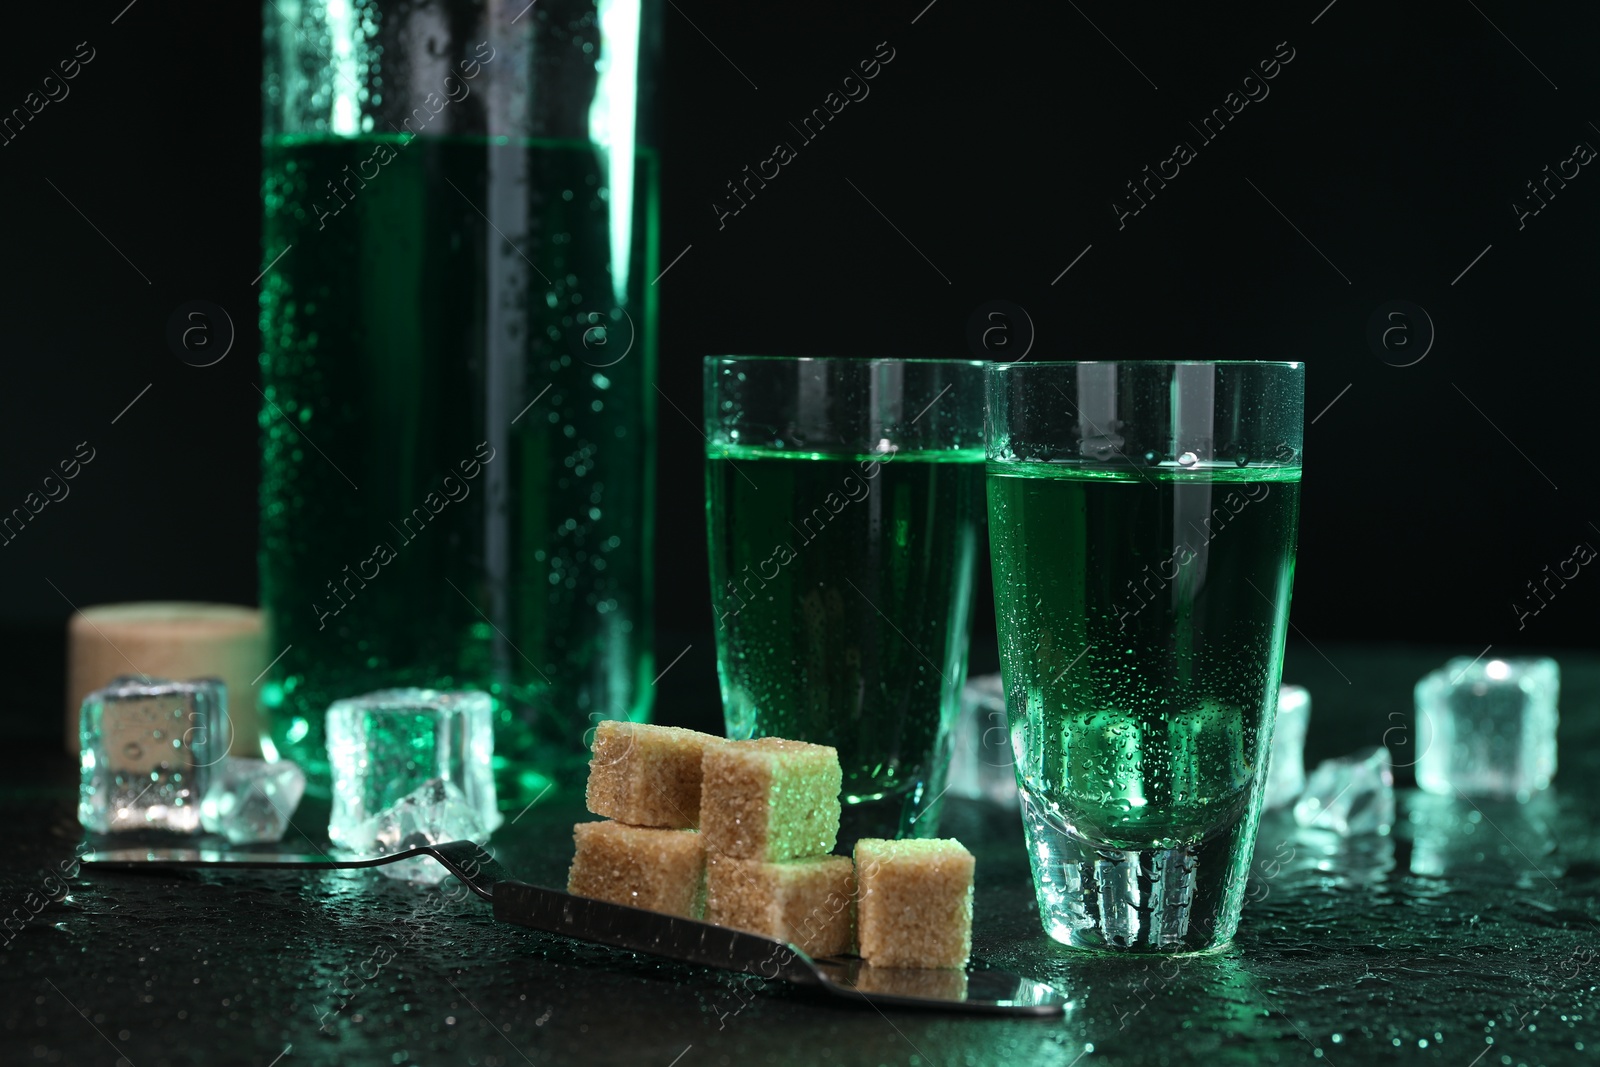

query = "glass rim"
[
  {"left": 704, "top": 355, "right": 987, "bottom": 368},
  {"left": 986, "top": 360, "right": 1303, "bottom": 370}
]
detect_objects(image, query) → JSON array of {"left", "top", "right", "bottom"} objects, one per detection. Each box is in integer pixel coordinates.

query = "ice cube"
[
  {"left": 948, "top": 674, "right": 1018, "bottom": 806},
  {"left": 1263, "top": 685, "right": 1311, "bottom": 810},
  {"left": 1060, "top": 709, "right": 1145, "bottom": 819},
  {"left": 200, "top": 757, "right": 306, "bottom": 844},
  {"left": 78, "top": 676, "right": 229, "bottom": 834},
  {"left": 1293, "top": 746, "right": 1394, "bottom": 836},
  {"left": 1414, "top": 657, "right": 1559, "bottom": 800},
  {"left": 355, "top": 778, "right": 489, "bottom": 885},
  {"left": 1167, "top": 699, "right": 1249, "bottom": 811},
  {"left": 326, "top": 688, "right": 500, "bottom": 850}
]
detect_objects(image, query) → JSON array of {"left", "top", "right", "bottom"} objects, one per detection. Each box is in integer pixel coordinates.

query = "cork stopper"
[{"left": 66, "top": 602, "right": 266, "bottom": 757}]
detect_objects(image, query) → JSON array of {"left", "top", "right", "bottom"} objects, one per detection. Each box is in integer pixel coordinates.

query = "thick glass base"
[{"left": 1019, "top": 790, "right": 1257, "bottom": 954}]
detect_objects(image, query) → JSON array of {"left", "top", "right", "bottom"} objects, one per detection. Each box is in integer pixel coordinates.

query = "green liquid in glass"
[
  {"left": 988, "top": 461, "right": 1299, "bottom": 950},
  {"left": 706, "top": 447, "right": 985, "bottom": 837},
  {"left": 259, "top": 134, "right": 658, "bottom": 794}
]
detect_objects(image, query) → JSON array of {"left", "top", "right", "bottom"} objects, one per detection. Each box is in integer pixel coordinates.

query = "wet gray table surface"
[{"left": 1, "top": 643, "right": 1595, "bottom": 1067}]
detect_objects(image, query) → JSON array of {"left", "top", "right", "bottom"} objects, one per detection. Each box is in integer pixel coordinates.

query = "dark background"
[{"left": 2, "top": 1, "right": 1597, "bottom": 741}]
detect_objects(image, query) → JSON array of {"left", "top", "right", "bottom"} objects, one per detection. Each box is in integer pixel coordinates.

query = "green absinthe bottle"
[{"left": 258, "top": 1, "right": 660, "bottom": 800}]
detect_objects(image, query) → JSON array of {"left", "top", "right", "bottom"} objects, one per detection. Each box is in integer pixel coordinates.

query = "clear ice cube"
[
  {"left": 1293, "top": 746, "right": 1394, "bottom": 836},
  {"left": 1166, "top": 699, "right": 1249, "bottom": 812},
  {"left": 200, "top": 757, "right": 306, "bottom": 844},
  {"left": 1060, "top": 709, "right": 1145, "bottom": 819},
  {"left": 78, "top": 676, "right": 229, "bottom": 834},
  {"left": 1415, "top": 657, "right": 1559, "bottom": 800},
  {"left": 355, "top": 778, "right": 489, "bottom": 885},
  {"left": 948, "top": 674, "right": 1019, "bottom": 806},
  {"left": 1263, "top": 685, "right": 1311, "bottom": 810},
  {"left": 326, "top": 688, "right": 500, "bottom": 850}
]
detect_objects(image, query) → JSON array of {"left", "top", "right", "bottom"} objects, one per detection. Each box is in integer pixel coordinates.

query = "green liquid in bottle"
[{"left": 259, "top": 134, "right": 658, "bottom": 797}]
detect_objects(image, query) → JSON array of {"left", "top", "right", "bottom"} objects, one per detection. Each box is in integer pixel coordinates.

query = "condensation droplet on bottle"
[{"left": 1178, "top": 451, "right": 1199, "bottom": 467}]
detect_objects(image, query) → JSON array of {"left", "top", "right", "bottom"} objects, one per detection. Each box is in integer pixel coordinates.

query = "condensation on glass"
[{"left": 259, "top": 1, "right": 660, "bottom": 800}]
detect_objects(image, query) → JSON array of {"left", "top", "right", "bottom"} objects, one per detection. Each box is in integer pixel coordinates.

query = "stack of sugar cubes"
[{"left": 569, "top": 722, "right": 974, "bottom": 968}]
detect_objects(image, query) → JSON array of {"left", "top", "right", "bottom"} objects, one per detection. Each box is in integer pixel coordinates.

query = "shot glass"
[
  {"left": 704, "top": 356, "right": 986, "bottom": 841},
  {"left": 985, "top": 361, "right": 1303, "bottom": 952}
]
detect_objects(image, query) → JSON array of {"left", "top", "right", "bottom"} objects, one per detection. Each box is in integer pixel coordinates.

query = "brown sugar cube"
[
  {"left": 585, "top": 720, "right": 723, "bottom": 829},
  {"left": 706, "top": 853, "right": 856, "bottom": 958},
  {"left": 700, "top": 738, "right": 842, "bottom": 861},
  {"left": 854, "top": 838, "right": 974, "bottom": 969},
  {"left": 566, "top": 820, "right": 706, "bottom": 918}
]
